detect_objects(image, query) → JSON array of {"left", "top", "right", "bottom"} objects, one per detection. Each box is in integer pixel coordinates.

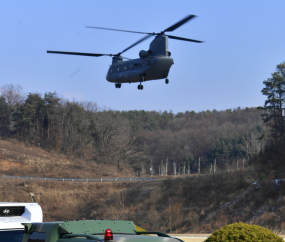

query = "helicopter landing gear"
[
  {"left": 165, "top": 78, "right": 169, "bottom": 84},
  {"left": 138, "top": 75, "right": 144, "bottom": 90},
  {"left": 115, "top": 83, "right": 121, "bottom": 88},
  {"left": 138, "top": 84, "right": 143, "bottom": 90}
]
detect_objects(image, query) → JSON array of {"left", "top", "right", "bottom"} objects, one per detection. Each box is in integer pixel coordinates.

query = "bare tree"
[
  {"left": 79, "top": 101, "right": 99, "bottom": 112},
  {"left": 240, "top": 130, "right": 266, "bottom": 159},
  {"left": 0, "top": 84, "right": 25, "bottom": 106}
]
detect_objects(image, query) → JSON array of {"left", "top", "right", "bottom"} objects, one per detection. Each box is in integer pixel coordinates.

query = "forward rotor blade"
[
  {"left": 164, "top": 15, "right": 196, "bottom": 32},
  {"left": 47, "top": 50, "right": 111, "bottom": 57},
  {"left": 120, "top": 34, "right": 152, "bottom": 55},
  {"left": 166, "top": 35, "right": 203, "bottom": 43},
  {"left": 86, "top": 26, "right": 153, "bottom": 35}
]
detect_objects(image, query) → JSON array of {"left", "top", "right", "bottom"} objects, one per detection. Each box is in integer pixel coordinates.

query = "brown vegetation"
[
  {"left": 0, "top": 138, "right": 135, "bottom": 178},
  {"left": 2, "top": 167, "right": 285, "bottom": 234}
]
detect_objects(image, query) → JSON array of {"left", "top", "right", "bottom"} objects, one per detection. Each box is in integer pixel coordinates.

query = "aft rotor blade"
[
  {"left": 47, "top": 51, "right": 111, "bottom": 57},
  {"left": 166, "top": 35, "right": 203, "bottom": 43},
  {"left": 164, "top": 15, "right": 196, "bottom": 32},
  {"left": 120, "top": 34, "right": 153, "bottom": 54},
  {"left": 86, "top": 26, "right": 153, "bottom": 35}
]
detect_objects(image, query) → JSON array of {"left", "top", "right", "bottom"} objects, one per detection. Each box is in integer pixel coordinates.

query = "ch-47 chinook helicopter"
[{"left": 47, "top": 15, "right": 202, "bottom": 90}]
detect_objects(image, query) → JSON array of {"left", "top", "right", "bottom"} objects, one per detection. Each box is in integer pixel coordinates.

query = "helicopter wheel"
[
  {"left": 165, "top": 78, "right": 169, "bottom": 84},
  {"left": 115, "top": 83, "right": 121, "bottom": 88},
  {"left": 137, "top": 84, "right": 143, "bottom": 90}
]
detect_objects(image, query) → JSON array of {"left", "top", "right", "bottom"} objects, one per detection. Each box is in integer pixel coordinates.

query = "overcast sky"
[{"left": 1, "top": 1, "right": 285, "bottom": 113}]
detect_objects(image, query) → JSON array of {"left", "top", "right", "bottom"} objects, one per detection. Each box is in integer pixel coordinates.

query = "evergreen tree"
[
  {"left": 259, "top": 62, "right": 285, "bottom": 144},
  {"left": 0, "top": 97, "right": 10, "bottom": 136}
]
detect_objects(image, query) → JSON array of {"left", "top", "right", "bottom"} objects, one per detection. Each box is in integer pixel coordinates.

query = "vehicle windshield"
[{"left": 0, "top": 230, "right": 24, "bottom": 242}]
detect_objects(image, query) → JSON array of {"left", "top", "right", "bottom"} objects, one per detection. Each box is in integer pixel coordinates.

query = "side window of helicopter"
[{"left": 118, "top": 68, "right": 119, "bottom": 71}]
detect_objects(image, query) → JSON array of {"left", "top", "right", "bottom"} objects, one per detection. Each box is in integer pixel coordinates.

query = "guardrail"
[{"left": 2, "top": 175, "right": 160, "bottom": 182}]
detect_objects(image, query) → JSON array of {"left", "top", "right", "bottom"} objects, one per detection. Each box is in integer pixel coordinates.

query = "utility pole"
[{"left": 214, "top": 158, "right": 217, "bottom": 173}]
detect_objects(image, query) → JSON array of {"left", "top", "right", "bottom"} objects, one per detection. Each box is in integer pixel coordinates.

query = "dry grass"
[
  {"left": 1, "top": 139, "right": 285, "bottom": 234},
  {"left": 0, "top": 138, "right": 135, "bottom": 178},
  {"left": 1, "top": 171, "right": 285, "bottom": 234}
]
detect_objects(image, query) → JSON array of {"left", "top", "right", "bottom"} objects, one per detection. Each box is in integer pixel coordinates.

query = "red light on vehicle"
[{"left": 104, "top": 229, "right": 113, "bottom": 241}]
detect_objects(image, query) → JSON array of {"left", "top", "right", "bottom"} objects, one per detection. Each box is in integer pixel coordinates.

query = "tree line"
[{"left": 0, "top": 84, "right": 268, "bottom": 175}]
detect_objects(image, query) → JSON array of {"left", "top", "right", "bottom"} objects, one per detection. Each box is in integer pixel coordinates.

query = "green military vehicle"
[{"left": 21, "top": 220, "right": 183, "bottom": 242}]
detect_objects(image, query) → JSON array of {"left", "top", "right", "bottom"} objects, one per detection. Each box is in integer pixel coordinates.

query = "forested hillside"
[{"left": 0, "top": 84, "right": 266, "bottom": 177}]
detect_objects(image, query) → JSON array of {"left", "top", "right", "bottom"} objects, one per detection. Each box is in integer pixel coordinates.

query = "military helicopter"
[{"left": 47, "top": 15, "right": 202, "bottom": 90}]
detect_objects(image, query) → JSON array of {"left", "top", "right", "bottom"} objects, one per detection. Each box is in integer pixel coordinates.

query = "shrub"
[{"left": 205, "top": 222, "right": 282, "bottom": 242}]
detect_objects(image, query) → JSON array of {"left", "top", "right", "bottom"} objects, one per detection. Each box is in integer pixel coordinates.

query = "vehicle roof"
[
  {"left": 22, "top": 221, "right": 181, "bottom": 242},
  {"left": 24, "top": 220, "right": 137, "bottom": 235}
]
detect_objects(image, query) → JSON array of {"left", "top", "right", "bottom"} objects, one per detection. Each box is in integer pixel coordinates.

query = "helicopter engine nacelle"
[{"left": 139, "top": 50, "right": 152, "bottom": 58}]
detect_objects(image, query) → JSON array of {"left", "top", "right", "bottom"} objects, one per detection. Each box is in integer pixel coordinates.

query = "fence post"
[{"left": 198, "top": 157, "right": 200, "bottom": 175}]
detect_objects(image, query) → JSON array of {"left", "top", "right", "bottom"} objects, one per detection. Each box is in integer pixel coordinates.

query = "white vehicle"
[{"left": 0, "top": 202, "right": 42, "bottom": 242}]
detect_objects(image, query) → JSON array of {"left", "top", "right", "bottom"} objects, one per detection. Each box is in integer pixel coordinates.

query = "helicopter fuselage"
[
  {"left": 106, "top": 35, "right": 174, "bottom": 84},
  {"left": 106, "top": 55, "right": 174, "bottom": 83}
]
